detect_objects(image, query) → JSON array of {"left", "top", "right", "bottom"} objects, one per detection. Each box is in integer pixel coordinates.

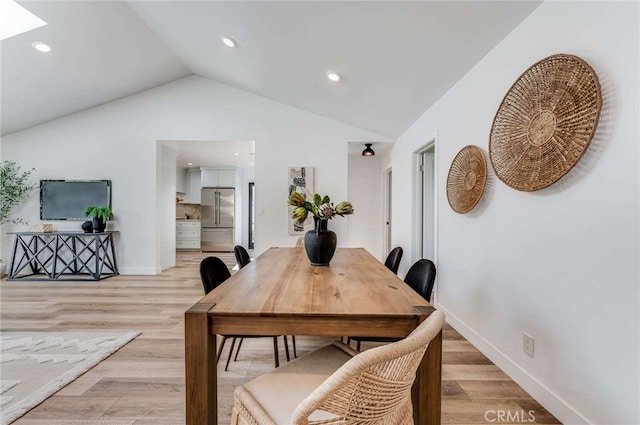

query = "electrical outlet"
[{"left": 522, "top": 333, "right": 534, "bottom": 357}]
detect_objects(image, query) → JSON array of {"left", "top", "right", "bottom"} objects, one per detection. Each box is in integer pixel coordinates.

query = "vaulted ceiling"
[{"left": 1, "top": 1, "right": 541, "bottom": 138}]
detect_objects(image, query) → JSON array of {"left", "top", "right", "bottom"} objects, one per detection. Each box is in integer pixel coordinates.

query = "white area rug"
[{"left": 0, "top": 330, "right": 139, "bottom": 425}]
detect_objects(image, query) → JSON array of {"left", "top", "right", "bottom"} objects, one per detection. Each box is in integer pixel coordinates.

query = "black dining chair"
[
  {"left": 404, "top": 258, "right": 436, "bottom": 302},
  {"left": 199, "top": 256, "right": 290, "bottom": 370},
  {"left": 348, "top": 258, "right": 437, "bottom": 351},
  {"left": 384, "top": 247, "right": 403, "bottom": 274},
  {"left": 233, "top": 245, "right": 252, "bottom": 269},
  {"left": 199, "top": 256, "right": 231, "bottom": 294}
]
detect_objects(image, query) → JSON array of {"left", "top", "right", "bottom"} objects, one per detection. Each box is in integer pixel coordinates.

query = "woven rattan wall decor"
[
  {"left": 489, "top": 54, "right": 602, "bottom": 192},
  {"left": 446, "top": 145, "right": 487, "bottom": 214}
]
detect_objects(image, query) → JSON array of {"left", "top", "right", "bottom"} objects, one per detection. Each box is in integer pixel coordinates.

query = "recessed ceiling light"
[
  {"left": 234, "top": 152, "right": 239, "bottom": 156},
  {"left": 187, "top": 162, "right": 193, "bottom": 166},
  {"left": 249, "top": 162, "right": 254, "bottom": 166},
  {"left": 221, "top": 36, "right": 236, "bottom": 48},
  {"left": 32, "top": 41, "right": 51, "bottom": 53},
  {"left": 326, "top": 71, "right": 342, "bottom": 82}
]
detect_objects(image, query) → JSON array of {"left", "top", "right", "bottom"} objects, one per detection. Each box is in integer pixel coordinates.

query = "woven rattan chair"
[
  {"left": 383, "top": 246, "right": 403, "bottom": 275},
  {"left": 199, "top": 257, "right": 290, "bottom": 371},
  {"left": 231, "top": 310, "right": 445, "bottom": 425}
]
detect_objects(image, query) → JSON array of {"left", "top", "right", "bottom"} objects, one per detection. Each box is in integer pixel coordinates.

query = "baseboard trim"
[
  {"left": 436, "top": 303, "right": 591, "bottom": 425},
  {"left": 118, "top": 267, "right": 158, "bottom": 275}
]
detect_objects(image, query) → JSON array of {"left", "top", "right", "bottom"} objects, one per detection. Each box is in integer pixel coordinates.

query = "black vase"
[
  {"left": 81, "top": 221, "right": 93, "bottom": 233},
  {"left": 304, "top": 218, "right": 337, "bottom": 266},
  {"left": 92, "top": 218, "right": 106, "bottom": 233}
]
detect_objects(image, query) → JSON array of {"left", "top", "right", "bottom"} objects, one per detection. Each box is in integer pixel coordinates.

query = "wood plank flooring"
[{"left": 0, "top": 251, "right": 560, "bottom": 424}]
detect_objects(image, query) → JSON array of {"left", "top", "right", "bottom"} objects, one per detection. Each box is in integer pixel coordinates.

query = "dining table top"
[
  {"left": 200, "top": 247, "right": 432, "bottom": 318},
  {"left": 185, "top": 246, "right": 442, "bottom": 425}
]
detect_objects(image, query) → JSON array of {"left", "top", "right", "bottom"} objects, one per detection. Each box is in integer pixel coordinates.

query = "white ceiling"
[
  {"left": 1, "top": 0, "right": 542, "bottom": 166},
  {"left": 161, "top": 139, "right": 255, "bottom": 169},
  {"left": 0, "top": 1, "right": 191, "bottom": 136}
]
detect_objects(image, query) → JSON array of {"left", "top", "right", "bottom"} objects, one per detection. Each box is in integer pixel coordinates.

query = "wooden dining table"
[{"left": 185, "top": 247, "right": 442, "bottom": 425}]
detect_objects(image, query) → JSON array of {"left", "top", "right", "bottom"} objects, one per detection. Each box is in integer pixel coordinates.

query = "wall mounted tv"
[{"left": 40, "top": 180, "right": 111, "bottom": 220}]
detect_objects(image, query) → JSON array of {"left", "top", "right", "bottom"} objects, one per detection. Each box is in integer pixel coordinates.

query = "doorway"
[
  {"left": 248, "top": 182, "right": 255, "bottom": 249},
  {"left": 413, "top": 142, "right": 436, "bottom": 263},
  {"left": 383, "top": 168, "right": 392, "bottom": 256}
]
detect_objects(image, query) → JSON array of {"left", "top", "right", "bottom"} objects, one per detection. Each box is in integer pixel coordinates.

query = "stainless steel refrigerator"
[{"left": 200, "top": 188, "right": 235, "bottom": 251}]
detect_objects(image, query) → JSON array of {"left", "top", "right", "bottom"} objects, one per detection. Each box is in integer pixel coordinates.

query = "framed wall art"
[{"left": 287, "top": 166, "right": 314, "bottom": 235}]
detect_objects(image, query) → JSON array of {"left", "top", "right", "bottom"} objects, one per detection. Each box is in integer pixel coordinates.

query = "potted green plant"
[
  {"left": 0, "top": 160, "right": 36, "bottom": 276},
  {"left": 0, "top": 160, "right": 36, "bottom": 225},
  {"left": 288, "top": 191, "right": 353, "bottom": 266},
  {"left": 84, "top": 206, "right": 113, "bottom": 233}
]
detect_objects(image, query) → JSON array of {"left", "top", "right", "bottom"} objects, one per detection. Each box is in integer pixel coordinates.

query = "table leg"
[
  {"left": 8, "top": 235, "right": 20, "bottom": 279},
  {"left": 185, "top": 303, "right": 217, "bottom": 425},
  {"left": 109, "top": 233, "right": 119, "bottom": 275},
  {"left": 94, "top": 235, "right": 100, "bottom": 280},
  {"left": 71, "top": 236, "right": 79, "bottom": 274},
  {"left": 413, "top": 329, "right": 443, "bottom": 425}
]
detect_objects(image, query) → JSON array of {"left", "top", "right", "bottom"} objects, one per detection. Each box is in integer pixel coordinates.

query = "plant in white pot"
[{"left": 0, "top": 160, "right": 36, "bottom": 276}]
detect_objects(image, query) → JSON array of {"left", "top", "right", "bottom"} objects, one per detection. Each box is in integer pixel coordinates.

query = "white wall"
[
  {"left": 347, "top": 154, "right": 383, "bottom": 259},
  {"left": 0, "top": 76, "right": 385, "bottom": 272},
  {"left": 234, "top": 167, "right": 244, "bottom": 246},
  {"left": 391, "top": 2, "right": 638, "bottom": 424},
  {"left": 157, "top": 144, "right": 177, "bottom": 271}
]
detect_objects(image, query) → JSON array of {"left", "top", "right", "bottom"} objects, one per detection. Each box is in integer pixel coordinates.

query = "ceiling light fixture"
[
  {"left": 326, "top": 71, "right": 342, "bottom": 82},
  {"left": 362, "top": 143, "right": 375, "bottom": 157},
  {"left": 221, "top": 36, "right": 236, "bottom": 48},
  {"left": 31, "top": 41, "right": 51, "bottom": 53},
  {"left": 187, "top": 162, "right": 193, "bottom": 166}
]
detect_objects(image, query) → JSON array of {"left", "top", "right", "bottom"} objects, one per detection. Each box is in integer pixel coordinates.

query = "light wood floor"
[{"left": 0, "top": 252, "right": 560, "bottom": 425}]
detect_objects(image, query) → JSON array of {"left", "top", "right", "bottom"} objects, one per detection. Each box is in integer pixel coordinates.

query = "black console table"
[{"left": 8, "top": 231, "right": 119, "bottom": 281}]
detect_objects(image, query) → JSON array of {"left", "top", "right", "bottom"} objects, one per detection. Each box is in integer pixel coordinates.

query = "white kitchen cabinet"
[
  {"left": 201, "top": 168, "right": 235, "bottom": 188},
  {"left": 218, "top": 170, "right": 235, "bottom": 187},
  {"left": 176, "top": 221, "right": 201, "bottom": 250},
  {"left": 189, "top": 170, "right": 202, "bottom": 204}
]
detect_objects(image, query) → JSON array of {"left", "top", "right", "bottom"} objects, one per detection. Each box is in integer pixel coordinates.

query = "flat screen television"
[{"left": 40, "top": 180, "right": 111, "bottom": 220}]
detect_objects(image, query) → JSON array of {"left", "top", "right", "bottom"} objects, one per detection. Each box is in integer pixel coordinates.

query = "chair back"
[
  {"left": 233, "top": 245, "right": 251, "bottom": 269},
  {"left": 383, "top": 246, "right": 403, "bottom": 274},
  {"left": 199, "top": 256, "right": 231, "bottom": 295},
  {"left": 404, "top": 258, "right": 436, "bottom": 302},
  {"left": 291, "top": 310, "right": 446, "bottom": 424}
]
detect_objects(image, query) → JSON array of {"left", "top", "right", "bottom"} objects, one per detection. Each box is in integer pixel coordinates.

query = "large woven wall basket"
[
  {"left": 446, "top": 145, "right": 487, "bottom": 214},
  {"left": 489, "top": 54, "right": 602, "bottom": 192}
]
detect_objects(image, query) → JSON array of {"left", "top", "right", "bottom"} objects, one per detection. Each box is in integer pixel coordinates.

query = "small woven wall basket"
[
  {"left": 489, "top": 54, "right": 602, "bottom": 192},
  {"left": 446, "top": 145, "right": 487, "bottom": 214}
]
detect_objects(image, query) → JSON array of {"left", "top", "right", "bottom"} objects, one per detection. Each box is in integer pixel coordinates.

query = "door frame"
[
  {"left": 411, "top": 138, "right": 438, "bottom": 301},
  {"left": 248, "top": 182, "right": 255, "bottom": 249},
  {"left": 382, "top": 167, "right": 392, "bottom": 256}
]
